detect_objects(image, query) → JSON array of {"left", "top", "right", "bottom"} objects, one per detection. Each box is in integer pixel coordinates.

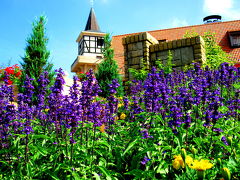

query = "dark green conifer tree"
[
  {"left": 19, "top": 16, "right": 55, "bottom": 103},
  {"left": 95, "top": 34, "right": 123, "bottom": 97}
]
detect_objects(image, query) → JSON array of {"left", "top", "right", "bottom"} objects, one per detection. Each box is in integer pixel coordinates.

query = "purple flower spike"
[
  {"left": 141, "top": 156, "right": 151, "bottom": 165},
  {"left": 221, "top": 136, "right": 229, "bottom": 146},
  {"left": 140, "top": 129, "right": 153, "bottom": 139}
]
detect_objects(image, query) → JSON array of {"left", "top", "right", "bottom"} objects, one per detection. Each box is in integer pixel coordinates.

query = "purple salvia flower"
[
  {"left": 140, "top": 129, "right": 153, "bottom": 139},
  {"left": 123, "top": 96, "right": 129, "bottom": 110},
  {"left": 221, "top": 136, "right": 229, "bottom": 146},
  {"left": 141, "top": 156, "right": 151, "bottom": 165}
]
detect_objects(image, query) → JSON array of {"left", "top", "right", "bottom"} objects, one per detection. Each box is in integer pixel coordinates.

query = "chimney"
[{"left": 203, "top": 15, "right": 222, "bottom": 24}]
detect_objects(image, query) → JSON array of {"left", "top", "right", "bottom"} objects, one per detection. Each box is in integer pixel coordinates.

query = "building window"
[
  {"left": 229, "top": 31, "right": 240, "bottom": 48},
  {"left": 97, "top": 38, "right": 104, "bottom": 46},
  {"left": 78, "top": 36, "right": 104, "bottom": 55}
]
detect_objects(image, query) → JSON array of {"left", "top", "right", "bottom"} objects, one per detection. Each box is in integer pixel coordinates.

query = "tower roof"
[{"left": 84, "top": 8, "right": 101, "bottom": 32}]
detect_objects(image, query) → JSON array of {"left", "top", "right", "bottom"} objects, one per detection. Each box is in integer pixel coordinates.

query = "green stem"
[
  {"left": 209, "top": 124, "right": 216, "bottom": 155},
  {"left": 25, "top": 134, "right": 29, "bottom": 164},
  {"left": 70, "top": 143, "right": 73, "bottom": 167},
  {"left": 91, "top": 126, "right": 96, "bottom": 175}
]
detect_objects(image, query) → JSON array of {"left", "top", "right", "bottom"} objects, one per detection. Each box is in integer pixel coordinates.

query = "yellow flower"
[
  {"left": 172, "top": 155, "right": 184, "bottom": 169},
  {"left": 115, "top": 116, "right": 119, "bottom": 121},
  {"left": 189, "top": 159, "right": 213, "bottom": 171},
  {"left": 222, "top": 167, "right": 231, "bottom": 180},
  {"left": 172, "top": 155, "right": 193, "bottom": 170},
  {"left": 173, "top": 159, "right": 182, "bottom": 170},
  {"left": 185, "top": 155, "right": 194, "bottom": 166},
  {"left": 118, "top": 103, "right": 123, "bottom": 108},
  {"left": 119, "top": 113, "right": 126, "bottom": 120}
]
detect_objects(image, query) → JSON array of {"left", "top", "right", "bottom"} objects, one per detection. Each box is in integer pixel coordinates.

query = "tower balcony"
[{"left": 71, "top": 54, "right": 103, "bottom": 73}]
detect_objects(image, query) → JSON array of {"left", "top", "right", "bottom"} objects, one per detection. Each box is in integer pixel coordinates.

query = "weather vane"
[{"left": 90, "top": 0, "right": 94, "bottom": 7}]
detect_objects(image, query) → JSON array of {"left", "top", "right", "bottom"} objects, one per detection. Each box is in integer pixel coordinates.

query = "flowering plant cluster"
[
  {"left": 0, "top": 63, "right": 239, "bottom": 179},
  {"left": 0, "top": 64, "right": 22, "bottom": 85},
  {"left": 76, "top": 71, "right": 90, "bottom": 81}
]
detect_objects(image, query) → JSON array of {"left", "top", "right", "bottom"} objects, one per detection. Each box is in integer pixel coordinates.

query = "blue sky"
[{"left": 1, "top": 0, "right": 240, "bottom": 76}]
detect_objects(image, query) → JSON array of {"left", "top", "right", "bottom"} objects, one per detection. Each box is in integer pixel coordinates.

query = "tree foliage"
[
  {"left": 19, "top": 16, "right": 55, "bottom": 102},
  {"left": 95, "top": 34, "right": 123, "bottom": 97},
  {"left": 184, "top": 30, "right": 233, "bottom": 69}
]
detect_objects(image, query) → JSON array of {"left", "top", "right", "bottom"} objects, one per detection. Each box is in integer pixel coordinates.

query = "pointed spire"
[{"left": 84, "top": 8, "right": 101, "bottom": 32}]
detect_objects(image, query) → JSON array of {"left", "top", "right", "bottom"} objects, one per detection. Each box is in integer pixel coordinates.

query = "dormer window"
[{"left": 229, "top": 31, "right": 240, "bottom": 48}]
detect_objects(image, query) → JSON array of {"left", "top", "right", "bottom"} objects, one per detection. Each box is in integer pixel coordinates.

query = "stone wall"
[
  {"left": 122, "top": 32, "right": 206, "bottom": 80},
  {"left": 122, "top": 32, "right": 158, "bottom": 80},
  {"left": 149, "top": 36, "right": 206, "bottom": 71}
]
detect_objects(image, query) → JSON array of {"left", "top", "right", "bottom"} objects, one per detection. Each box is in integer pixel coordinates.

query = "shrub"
[{"left": 95, "top": 34, "right": 123, "bottom": 97}]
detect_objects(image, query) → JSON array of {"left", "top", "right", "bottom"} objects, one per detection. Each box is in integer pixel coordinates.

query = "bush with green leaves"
[
  {"left": 95, "top": 34, "right": 123, "bottom": 97},
  {"left": 184, "top": 30, "right": 233, "bottom": 69}
]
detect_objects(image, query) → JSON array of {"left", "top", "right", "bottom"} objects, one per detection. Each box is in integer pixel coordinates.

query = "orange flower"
[{"left": 100, "top": 124, "right": 105, "bottom": 133}]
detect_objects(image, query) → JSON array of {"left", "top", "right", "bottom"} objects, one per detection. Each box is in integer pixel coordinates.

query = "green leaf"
[
  {"left": 0, "top": 161, "right": 10, "bottom": 166},
  {"left": 122, "top": 139, "right": 139, "bottom": 157},
  {"left": 99, "top": 157, "right": 107, "bottom": 167},
  {"left": 30, "top": 144, "right": 48, "bottom": 156},
  {"left": 72, "top": 171, "right": 81, "bottom": 180},
  {"left": 125, "top": 169, "right": 143, "bottom": 177},
  {"left": 98, "top": 166, "right": 112, "bottom": 180},
  {"left": 96, "top": 140, "right": 111, "bottom": 150},
  {"left": 218, "top": 106, "right": 229, "bottom": 113},
  {"left": 27, "top": 163, "right": 32, "bottom": 178},
  {"left": 32, "top": 134, "right": 50, "bottom": 139},
  {"left": 45, "top": 170, "right": 61, "bottom": 180},
  {"left": 92, "top": 172, "right": 101, "bottom": 180}
]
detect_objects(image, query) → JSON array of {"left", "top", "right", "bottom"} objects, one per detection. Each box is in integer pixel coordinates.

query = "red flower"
[
  {"left": 5, "top": 67, "right": 14, "bottom": 75},
  {"left": 15, "top": 71, "right": 22, "bottom": 77},
  {"left": 7, "top": 80, "right": 13, "bottom": 85},
  {"left": 234, "top": 63, "right": 240, "bottom": 68}
]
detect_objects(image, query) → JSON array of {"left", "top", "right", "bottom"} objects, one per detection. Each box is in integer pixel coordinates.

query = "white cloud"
[
  {"left": 203, "top": 0, "right": 240, "bottom": 20},
  {"left": 170, "top": 18, "right": 189, "bottom": 28}
]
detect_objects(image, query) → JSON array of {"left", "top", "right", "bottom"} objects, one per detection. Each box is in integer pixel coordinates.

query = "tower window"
[
  {"left": 78, "top": 35, "right": 104, "bottom": 55},
  {"left": 97, "top": 38, "right": 104, "bottom": 46}
]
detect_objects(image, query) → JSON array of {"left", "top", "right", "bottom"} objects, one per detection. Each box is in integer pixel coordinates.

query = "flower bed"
[
  {"left": 0, "top": 63, "right": 239, "bottom": 179},
  {"left": 0, "top": 64, "right": 21, "bottom": 85}
]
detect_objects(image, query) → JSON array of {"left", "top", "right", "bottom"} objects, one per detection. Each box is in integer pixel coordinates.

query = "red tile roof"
[{"left": 112, "top": 20, "right": 240, "bottom": 73}]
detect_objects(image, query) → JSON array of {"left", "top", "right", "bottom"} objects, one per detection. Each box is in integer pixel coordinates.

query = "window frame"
[
  {"left": 228, "top": 31, "right": 240, "bottom": 48},
  {"left": 78, "top": 36, "right": 105, "bottom": 55}
]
